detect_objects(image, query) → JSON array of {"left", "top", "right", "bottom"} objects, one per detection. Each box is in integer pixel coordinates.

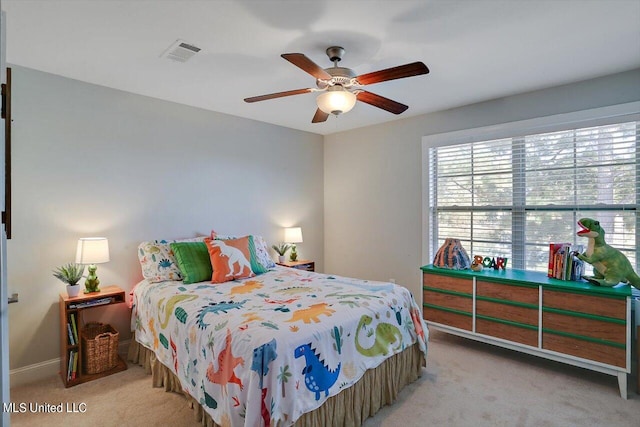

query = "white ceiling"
[{"left": 3, "top": 0, "right": 640, "bottom": 135}]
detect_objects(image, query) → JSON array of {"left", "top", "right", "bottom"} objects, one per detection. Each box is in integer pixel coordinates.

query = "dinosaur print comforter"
[{"left": 131, "top": 266, "right": 428, "bottom": 426}]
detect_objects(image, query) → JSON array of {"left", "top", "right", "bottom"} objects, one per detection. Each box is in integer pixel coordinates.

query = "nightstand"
[
  {"left": 276, "top": 260, "right": 315, "bottom": 272},
  {"left": 59, "top": 285, "right": 127, "bottom": 387}
]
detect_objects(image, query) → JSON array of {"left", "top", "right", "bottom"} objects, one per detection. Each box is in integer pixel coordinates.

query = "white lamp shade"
[
  {"left": 284, "top": 227, "right": 303, "bottom": 244},
  {"left": 316, "top": 87, "right": 356, "bottom": 115},
  {"left": 75, "top": 237, "right": 110, "bottom": 264}
]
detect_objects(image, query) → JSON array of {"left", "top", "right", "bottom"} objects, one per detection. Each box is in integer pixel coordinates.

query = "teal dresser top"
[{"left": 421, "top": 264, "right": 632, "bottom": 297}]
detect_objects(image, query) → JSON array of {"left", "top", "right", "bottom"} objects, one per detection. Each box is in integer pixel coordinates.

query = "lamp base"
[{"left": 84, "top": 264, "right": 101, "bottom": 293}]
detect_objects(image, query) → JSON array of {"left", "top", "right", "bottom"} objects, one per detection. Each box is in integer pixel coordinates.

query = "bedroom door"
[{"left": 0, "top": 8, "right": 10, "bottom": 427}]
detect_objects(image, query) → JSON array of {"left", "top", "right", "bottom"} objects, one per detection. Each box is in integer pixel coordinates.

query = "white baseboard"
[
  {"left": 9, "top": 358, "right": 59, "bottom": 388},
  {"left": 9, "top": 339, "right": 131, "bottom": 388}
]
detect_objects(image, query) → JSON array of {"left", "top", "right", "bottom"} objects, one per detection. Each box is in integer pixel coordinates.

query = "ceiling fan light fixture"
[{"left": 316, "top": 86, "right": 356, "bottom": 115}]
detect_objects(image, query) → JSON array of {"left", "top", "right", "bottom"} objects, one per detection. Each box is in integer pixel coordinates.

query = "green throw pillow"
[{"left": 170, "top": 241, "right": 212, "bottom": 284}]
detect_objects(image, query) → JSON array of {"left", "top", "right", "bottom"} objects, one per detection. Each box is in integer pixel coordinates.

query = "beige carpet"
[{"left": 9, "top": 330, "right": 639, "bottom": 427}]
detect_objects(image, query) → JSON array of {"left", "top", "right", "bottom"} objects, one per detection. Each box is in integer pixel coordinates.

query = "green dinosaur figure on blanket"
[
  {"left": 355, "top": 314, "right": 402, "bottom": 357},
  {"left": 158, "top": 295, "right": 198, "bottom": 329},
  {"left": 575, "top": 218, "right": 640, "bottom": 288},
  {"left": 196, "top": 300, "right": 249, "bottom": 329}
]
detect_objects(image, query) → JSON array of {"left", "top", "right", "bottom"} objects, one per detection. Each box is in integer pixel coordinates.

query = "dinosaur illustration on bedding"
[
  {"left": 158, "top": 294, "right": 198, "bottom": 328},
  {"left": 205, "top": 329, "right": 244, "bottom": 395},
  {"left": 294, "top": 342, "right": 341, "bottom": 400},
  {"left": 286, "top": 303, "right": 335, "bottom": 324},
  {"left": 251, "top": 339, "right": 278, "bottom": 389},
  {"left": 196, "top": 299, "right": 248, "bottom": 329},
  {"left": 230, "top": 279, "right": 263, "bottom": 295},
  {"left": 355, "top": 314, "right": 403, "bottom": 357},
  {"left": 251, "top": 339, "right": 278, "bottom": 425}
]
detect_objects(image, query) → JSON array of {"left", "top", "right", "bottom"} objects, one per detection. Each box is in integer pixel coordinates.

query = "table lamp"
[
  {"left": 284, "top": 227, "right": 303, "bottom": 262},
  {"left": 75, "top": 237, "right": 110, "bottom": 293}
]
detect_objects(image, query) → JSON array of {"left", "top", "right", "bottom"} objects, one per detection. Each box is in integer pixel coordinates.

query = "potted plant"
[
  {"left": 53, "top": 263, "right": 84, "bottom": 297},
  {"left": 271, "top": 243, "right": 291, "bottom": 264}
]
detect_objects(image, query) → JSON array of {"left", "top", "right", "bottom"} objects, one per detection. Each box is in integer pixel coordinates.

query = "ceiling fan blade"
[
  {"left": 356, "top": 91, "right": 408, "bottom": 115},
  {"left": 244, "top": 88, "right": 313, "bottom": 103},
  {"left": 281, "top": 53, "right": 332, "bottom": 80},
  {"left": 312, "top": 108, "right": 329, "bottom": 123},
  {"left": 356, "top": 62, "right": 429, "bottom": 86}
]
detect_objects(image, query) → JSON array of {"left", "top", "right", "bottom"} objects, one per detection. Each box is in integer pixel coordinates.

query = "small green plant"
[
  {"left": 53, "top": 263, "right": 84, "bottom": 286},
  {"left": 271, "top": 243, "right": 291, "bottom": 256}
]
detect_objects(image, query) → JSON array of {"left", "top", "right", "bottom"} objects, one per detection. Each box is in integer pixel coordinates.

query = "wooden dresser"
[{"left": 422, "top": 265, "right": 632, "bottom": 398}]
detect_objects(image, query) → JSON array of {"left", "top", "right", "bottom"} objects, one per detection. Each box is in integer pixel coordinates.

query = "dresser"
[{"left": 422, "top": 265, "right": 633, "bottom": 398}]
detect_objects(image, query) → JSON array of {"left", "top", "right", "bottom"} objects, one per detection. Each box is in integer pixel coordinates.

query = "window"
[{"left": 425, "top": 112, "right": 639, "bottom": 274}]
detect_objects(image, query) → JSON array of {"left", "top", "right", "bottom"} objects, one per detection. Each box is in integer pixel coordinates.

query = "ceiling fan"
[{"left": 244, "top": 46, "right": 429, "bottom": 123}]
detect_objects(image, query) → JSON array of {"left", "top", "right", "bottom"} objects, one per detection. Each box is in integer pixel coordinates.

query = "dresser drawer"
[
  {"left": 543, "top": 290, "right": 626, "bottom": 319},
  {"left": 423, "top": 307, "right": 472, "bottom": 331},
  {"left": 542, "top": 333, "right": 626, "bottom": 368},
  {"left": 423, "top": 273, "right": 472, "bottom": 294},
  {"left": 477, "top": 281, "right": 538, "bottom": 305},
  {"left": 423, "top": 289, "right": 472, "bottom": 313},
  {"left": 542, "top": 311, "right": 626, "bottom": 344},
  {"left": 476, "top": 300, "right": 538, "bottom": 326},
  {"left": 476, "top": 319, "right": 538, "bottom": 347}
]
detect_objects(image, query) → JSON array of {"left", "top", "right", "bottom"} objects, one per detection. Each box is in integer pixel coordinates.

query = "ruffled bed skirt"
[{"left": 128, "top": 338, "right": 425, "bottom": 427}]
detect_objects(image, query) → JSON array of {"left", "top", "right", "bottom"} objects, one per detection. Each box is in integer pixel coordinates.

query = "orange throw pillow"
[{"left": 205, "top": 236, "right": 256, "bottom": 283}]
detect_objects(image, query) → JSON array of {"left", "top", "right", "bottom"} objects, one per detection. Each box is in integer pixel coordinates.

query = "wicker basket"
[{"left": 82, "top": 322, "right": 119, "bottom": 374}]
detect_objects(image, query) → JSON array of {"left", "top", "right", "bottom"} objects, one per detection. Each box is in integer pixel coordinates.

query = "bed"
[{"left": 128, "top": 236, "right": 428, "bottom": 426}]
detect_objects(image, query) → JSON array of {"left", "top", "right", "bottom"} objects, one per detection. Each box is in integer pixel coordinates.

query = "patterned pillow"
[
  {"left": 252, "top": 235, "right": 276, "bottom": 270},
  {"left": 212, "top": 232, "right": 275, "bottom": 270},
  {"left": 170, "top": 241, "right": 212, "bottom": 284},
  {"left": 137, "top": 236, "right": 205, "bottom": 283},
  {"left": 206, "top": 237, "right": 256, "bottom": 283}
]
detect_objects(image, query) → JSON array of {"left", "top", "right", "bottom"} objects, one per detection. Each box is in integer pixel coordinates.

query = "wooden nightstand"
[
  {"left": 277, "top": 260, "right": 315, "bottom": 272},
  {"left": 59, "top": 285, "right": 127, "bottom": 387}
]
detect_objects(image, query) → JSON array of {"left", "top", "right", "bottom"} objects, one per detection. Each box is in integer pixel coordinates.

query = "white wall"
[
  {"left": 324, "top": 69, "right": 640, "bottom": 301},
  {"left": 7, "top": 66, "right": 323, "bottom": 378}
]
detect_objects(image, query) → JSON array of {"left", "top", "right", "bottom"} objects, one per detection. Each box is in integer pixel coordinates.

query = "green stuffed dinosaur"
[{"left": 575, "top": 218, "right": 640, "bottom": 288}]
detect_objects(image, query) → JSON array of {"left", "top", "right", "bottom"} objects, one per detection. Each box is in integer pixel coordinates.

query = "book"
[
  {"left": 69, "top": 297, "right": 114, "bottom": 309},
  {"left": 548, "top": 243, "right": 570, "bottom": 277},
  {"left": 67, "top": 322, "right": 75, "bottom": 345},
  {"left": 70, "top": 313, "right": 78, "bottom": 344},
  {"left": 569, "top": 245, "right": 584, "bottom": 280},
  {"left": 548, "top": 242, "right": 585, "bottom": 281},
  {"left": 71, "top": 351, "right": 78, "bottom": 380},
  {"left": 67, "top": 350, "right": 74, "bottom": 381}
]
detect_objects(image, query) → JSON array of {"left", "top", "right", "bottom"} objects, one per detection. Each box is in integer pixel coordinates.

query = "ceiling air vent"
[{"left": 160, "top": 39, "right": 201, "bottom": 63}]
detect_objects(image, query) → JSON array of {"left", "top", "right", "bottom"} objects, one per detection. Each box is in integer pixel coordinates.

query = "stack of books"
[
  {"left": 67, "top": 350, "right": 78, "bottom": 381},
  {"left": 68, "top": 297, "right": 114, "bottom": 310},
  {"left": 66, "top": 313, "right": 80, "bottom": 381},
  {"left": 66, "top": 313, "right": 79, "bottom": 345},
  {"left": 548, "top": 243, "right": 585, "bottom": 281}
]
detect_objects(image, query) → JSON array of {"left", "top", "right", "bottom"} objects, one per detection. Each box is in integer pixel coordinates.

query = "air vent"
[{"left": 160, "top": 39, "right": 201, "bottom": 63}]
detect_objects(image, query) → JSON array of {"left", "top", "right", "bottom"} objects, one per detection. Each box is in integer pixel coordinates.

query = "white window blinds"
[{"left": 428, "top": 120, "right": 639, "bottom": 273}]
